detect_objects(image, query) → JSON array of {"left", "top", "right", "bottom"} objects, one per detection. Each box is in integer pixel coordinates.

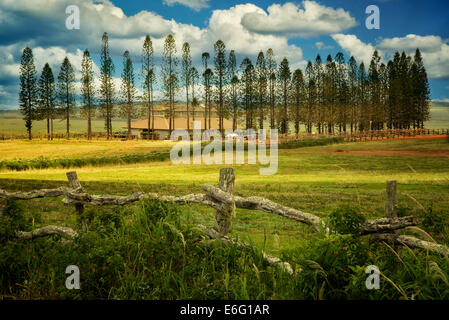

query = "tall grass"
[{"left": 1, "top": 200, "right": 449, "bottom": 299}]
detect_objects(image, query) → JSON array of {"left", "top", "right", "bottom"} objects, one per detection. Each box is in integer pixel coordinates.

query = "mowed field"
[
  {"left": 1, "top": 137, "right": 448, "bottom": 255},
  {"left": 0, "top": 139, "right": 176, "bottom": 159},
  {"left": 0, "top": 112, "right": 127, "bottom": 135}
]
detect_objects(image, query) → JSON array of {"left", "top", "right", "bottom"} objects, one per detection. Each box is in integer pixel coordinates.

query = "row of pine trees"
[
  {"left": 19, "top": 32, "right": 430, "bottom": 140},
  {"left": 291, "top": 49, "right": 430, "bottom": 135}
]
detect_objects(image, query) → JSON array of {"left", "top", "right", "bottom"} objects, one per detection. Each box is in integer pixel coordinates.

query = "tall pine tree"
[
  {"left": 202, "top": 52, "right": 212, "bottom": 130},
  {"left": 37, "top": 63, "right": 56, "bottom": 140},
  {"left": 255, "top": 51, "right": 267, "bottom": 130},
  {"left": 81, "top": 49, "right": 95, "bottom": 140},
  {"left": 19, "top": 47, "right": 38, "bottom": 140},
  {"left": 57, "top": 57, "right": 76, "bottom": 139},
  {"left": 214, "top": 40, "right": 227, "bottom": 133},
  {"left": 227, "top": 50, "right": 239, "bottom": 130},
  {"left": 100, "top": 32, "right": 115, "bottom": 139},
  {"left": 240, "top": 57, "right": 255, "bottom": 130},
  {"left": 278, "top": 58, "right": 291, "bottom": 134},
  {"left": 161, "top": 34, "right": 178, "bottom": 133},
  {"left": 142, "top": 35, "right": 155, "bottom": 138},
  {"left": 266, "top": 48, "right": 277, "bottom": 130},
  {"left": 181, "top": 42, "right": 192, "bottom": 130},
  {"left": 412, "top": 48, "right": 430, "bottom": 128},
  {"left": 120, "top": 51, "right": 137, "bottom": 139},
  {"left": 291, "top": 68, "right": 305, "bottom": 135}
]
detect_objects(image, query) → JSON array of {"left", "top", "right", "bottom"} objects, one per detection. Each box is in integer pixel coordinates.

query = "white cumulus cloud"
[
  {"left": 331, "top": 33, "right": 449, "bottom": 80},
  {"left": 241, "top": 1, "right": 357, "bottom": 38},
  {"left": 0, "top": 1, "right": 310, "bottom": 108},
  {"left": 163, "top": 0, "right": 210, "bottom": 11},
  {"left": 331, "top": 34, "right": 380, "bottom": 65}
]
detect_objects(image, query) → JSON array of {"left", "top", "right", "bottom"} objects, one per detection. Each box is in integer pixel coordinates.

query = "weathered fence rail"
[{"left": 1, "top": 169, "right": 448, "bottom": 274}]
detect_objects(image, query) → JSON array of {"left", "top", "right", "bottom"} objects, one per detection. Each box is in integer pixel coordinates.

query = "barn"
[{"left": 126, "top": 116, "right": 236, "bottom": 140}]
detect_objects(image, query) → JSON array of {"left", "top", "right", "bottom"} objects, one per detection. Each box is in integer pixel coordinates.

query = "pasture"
[
  {"left": 1, "top": 137, "right": 449, "bottom": 255},
  {"left": 1, "top": 134, "right": 449, "bottom": 299}
]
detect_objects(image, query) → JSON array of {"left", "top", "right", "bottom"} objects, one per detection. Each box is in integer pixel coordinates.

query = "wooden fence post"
[
  {"left": 216, "top": 168, "right": 235, "bottom": 236},
  {"left": 385, "top": 180, "right": 397, "bottom": 219},
  {"left": 385, "top": 180, "right": 402, "bottom": 253},
  {"left": 66, "top": 171, "right": 86, "bottom": 231}
]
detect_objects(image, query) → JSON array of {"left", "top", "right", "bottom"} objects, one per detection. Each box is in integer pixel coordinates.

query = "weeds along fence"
[{"left": 1, "top": 168, "right": 448, "bottom": 274}]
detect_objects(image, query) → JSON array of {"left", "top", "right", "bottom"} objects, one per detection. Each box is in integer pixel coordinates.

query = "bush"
[
  {"left": 0, "top": 199, "right": 298, "bottom": 299},
  {"left": 328, "top": 206, "right": 366, "bottom": 234},
  {"left": 279, "top": 137, "right": 344, "bottom": 150},
  {"left": 0, "top": 200, "right": 29, "bottom": 242},
  {"left": 2, "top": 199, "right": 449, "bottom": 300}
]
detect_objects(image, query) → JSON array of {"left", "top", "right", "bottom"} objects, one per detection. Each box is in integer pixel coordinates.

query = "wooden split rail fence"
[
  {"left": 1, "top": 169, "right": 448, "bottom": 274},
  {"left": 279, "top": 128, "right": 449, "bottom": 144},
  {"left": 1, "top": 128, "right": 448, "bottom": 142}
]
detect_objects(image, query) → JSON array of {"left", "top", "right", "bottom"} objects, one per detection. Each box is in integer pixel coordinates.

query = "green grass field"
[
  {"left": 2, "top": 136, "right": 449, "bottom": 299},
  {"left": 0, "top": 116, "right": 127, "bottom": 136},
  {"left": 1, "top": 137, "right": 448, "bottom": 255},
  {"left": 0, "top": 140, "right": 176, "bottom": 160}
]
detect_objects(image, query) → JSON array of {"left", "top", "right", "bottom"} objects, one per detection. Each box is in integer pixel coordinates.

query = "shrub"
[
  {"left": 328, "top": 206, "right": 366, "bottom": 235},
  {"left": 279, "top": 137, "right": 344, "bottom": 150},
  {"left": 0, "top": 200, "right": 29, "bottom": 242}
]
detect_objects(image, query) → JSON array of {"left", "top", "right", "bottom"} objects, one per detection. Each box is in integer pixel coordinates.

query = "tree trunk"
[
  {"left": 47, "top": 118, "right": 50, "bottom": 140},
  {"left": 87, "top": 114, "right": 91, "bottom": 141},
  {"left": 51, "top": 118, "right": 53, "bottom": 141}
]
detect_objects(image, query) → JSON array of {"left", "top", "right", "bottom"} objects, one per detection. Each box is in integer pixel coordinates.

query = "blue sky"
[{"left": 0, "top": 0, "right": 448, "bottom": 109}]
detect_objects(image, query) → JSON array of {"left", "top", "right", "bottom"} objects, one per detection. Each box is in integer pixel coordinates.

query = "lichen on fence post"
[
  {"left": 385, "top": 180, "right": 398, "bottom": 219},
  {"left": 216, "top": 168, "right": 235, "bottom": 236},
  {"left": 66, "top": 171, "right": 86, "bottom": 232}
]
